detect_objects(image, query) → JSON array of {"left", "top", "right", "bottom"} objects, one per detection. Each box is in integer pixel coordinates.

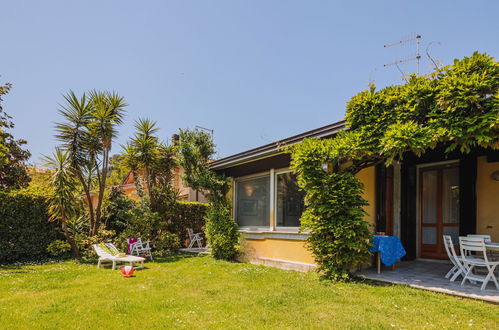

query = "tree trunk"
[
  {"left": 94, "top": 148, "right": 109, "bottom": 236},
  {"left": 62, "top": 221, "right": 80, "bottom": 260},
  {"left": 77, "top": 171, "right": 95, "bottom": 236}
]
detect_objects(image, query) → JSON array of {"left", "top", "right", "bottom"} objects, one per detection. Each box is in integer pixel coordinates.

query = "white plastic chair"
[
  {"left": 127, "top": 238, "right": 153, "bottom": 261},
  {"left": 443, "top": 235, "right": 467, "bottom": 282},
  {"left": 467, "top": 234, "right": 499, "bottom": 260},
  {"left": 459, "top": 236, "right": 499, "bottom": 290},
  {"left": 93, "top": 243, "right": 145, "bottom": 270},
  {"left": 467, "top": 234, "right": 492, "bottom": 243},
  {"left": 187, "top": 228, "right": 204, "bottom": 248}
]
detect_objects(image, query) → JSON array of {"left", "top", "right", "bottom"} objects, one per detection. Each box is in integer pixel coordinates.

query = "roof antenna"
[
  {"left": 426, "top": 41, "right": 442, "bottom": 70},
  {"left": 195, "top": 125, "right": 214, "bottom": 140},
  {"left": 384, "top": 35, "right": 422, "bottom": 80}
]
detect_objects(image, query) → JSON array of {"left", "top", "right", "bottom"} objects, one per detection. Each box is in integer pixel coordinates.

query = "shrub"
[
  {"left": 0, "top": 191, "right": 62, "bottom": 263},
  {"left": 154, "top": 231, "right": 181, "bottom": 255},
  {"left": 46, "top": 240, "right": 71, "bottom": 258},
  {"left": 205, "top": 200, "right": 239, "bottom": 260},
  {"left": 298, "top": 172, "right": 371, "bottom": 281},
  {"left": 165, "top": 201, "right": 208, "bottom": 245}
]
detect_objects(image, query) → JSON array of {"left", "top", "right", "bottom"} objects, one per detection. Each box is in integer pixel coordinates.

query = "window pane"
[
  {"left": 422, "top": 170, "right": 437, "bottom": 224},
  {"left": 443, "top": 227, "right": 459, "bottom": 245},
  {"left": 236, "top": 176, "right": 270, "bottom": 227},
  {"left": 422, "top": 227, "right": 437, "bottom": 245},
  {"left": 442, "top": 167, "right": 460, "bottom": 224},
  {"left": 276, "top": 172, "right": 305, "bottom": 227}
]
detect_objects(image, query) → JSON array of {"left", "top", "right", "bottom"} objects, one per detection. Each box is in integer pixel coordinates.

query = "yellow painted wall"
[
  {"left": 476, "top": 156, "right": 499, "bottom": 241},
  {"left": 356, "top": 166, "right": 376, "bottom": 229},
  {"left": 242, "top": 238, "right": 315, "bottom": 264},
  {"left": 238, "top": 166, "right": 377, "bottom": 267}
]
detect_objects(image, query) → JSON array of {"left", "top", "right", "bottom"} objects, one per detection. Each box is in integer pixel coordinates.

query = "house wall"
[
  {"left": 356, "top": 166, "right": 376, "bottom": 229},
  {"left": 476, "top": 156, "right": 499, "bottom": 241},
  {"left": 238, "top": 165, "right": 377, "bottom": 270},
  {"left": 242, "top": 237, "right": 315, "bottom": 265}
]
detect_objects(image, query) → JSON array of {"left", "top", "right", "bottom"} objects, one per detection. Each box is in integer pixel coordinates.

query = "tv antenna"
[
  {"left": 384, "top": 35, "right": 422, "bottom": 79},
  {"left": 195, "top": 125, "right": 214, "bottom": 139}
]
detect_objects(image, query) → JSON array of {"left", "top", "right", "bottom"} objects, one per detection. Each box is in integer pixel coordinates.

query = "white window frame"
[
  {"left": 233, "top": 168, "right": 303, "bottom": 233},
  {"left": 274, "top": 168, "right": 302, "bottom": 232},
  {"left": 233, "top": 171, "right": 272, "bottom": 232}
]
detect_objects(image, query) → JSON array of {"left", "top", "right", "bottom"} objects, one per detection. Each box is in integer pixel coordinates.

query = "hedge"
[
  {"left": 165, "top": 201, "right": 208, "bottom": 246},
  {"left": 0, "top": 191, "right": 61, "bottom": 264}
]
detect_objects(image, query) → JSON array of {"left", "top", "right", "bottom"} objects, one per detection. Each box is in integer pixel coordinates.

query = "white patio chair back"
[
  {"left": 459, "top": 236, "right": 499, "bottom": 290},
  {"left": 187, "top": 228, "right": 204, "bottom": 249},
  {"left": 127, "top": 237, "right": 153, "bottom": 261},
  {"left": 467, "top": 234, "right": 492, "bottom": 243},
  {"left": 442, "top": 235, "right": 466, "bottom": 281}
]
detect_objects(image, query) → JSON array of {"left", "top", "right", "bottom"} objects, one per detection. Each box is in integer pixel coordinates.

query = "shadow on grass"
[{"left": 152, "top": 252, "right": 203, "bottom": 264}]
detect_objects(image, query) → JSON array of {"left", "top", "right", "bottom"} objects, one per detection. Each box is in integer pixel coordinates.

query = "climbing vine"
[{"left": 290, "top": 52, "right": 499, "bottom": 280}]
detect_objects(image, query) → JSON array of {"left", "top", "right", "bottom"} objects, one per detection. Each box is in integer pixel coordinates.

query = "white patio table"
[{"left": 485, "top": 242, "right": 499, "bottom": 252}]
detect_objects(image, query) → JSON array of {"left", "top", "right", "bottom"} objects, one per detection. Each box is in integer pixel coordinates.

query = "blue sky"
[{"left": 1, "top": 1, "right": 498, "bottom": 162}]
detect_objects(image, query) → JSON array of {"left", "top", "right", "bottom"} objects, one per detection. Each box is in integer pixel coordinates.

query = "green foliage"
[
  {"left": 106, "top": 154, "right": 130, "bottom": 187},
  {"left": 205, "top": 200, "right": 239, "bottom": 260},
  {"left": 291, "top": 52, "right": 499, "bottom": 280},
  {"left": 344, "top": 51, "right": 499, "bottom": 166},
  {"left": 164, "top": 201, "right": 208, "bottom": 244},
  {"left": 20, "top": 168, "right": 53, "bottom": 197},
  {"left": 43, "top": 148, "right": 82, "bottom": 259},
  {"left": 115, "top": 199, "right": 162, "bottom": 247},
  {"left": 54, "top": 90, "right": 127, "bottom": 235},
  {"left": 0, "top": 83, "right": 31, "bottom": 190},
  {"left": 103, "top": 187, "right": 136, "bottom": 234},
  {"left": 290, "top": 141, "right": 371, "bottom": 281},
  {"left": 122, "top": 118, "right": 178, "bottom": 211},
  {"left": 0, "top": 191, "right": 61, "bottom": 263},
  {"left": 178, "top": 129, "right": 239, "bottom": 260},
  {"left": 46, "top": 240, "right": 72, "bottom": 258},
  {"left": 154, "top": 232, "right": 181, "bottom": 255},
  {"left": 103, "top": 189, "right": 207, "bottom": 254}
]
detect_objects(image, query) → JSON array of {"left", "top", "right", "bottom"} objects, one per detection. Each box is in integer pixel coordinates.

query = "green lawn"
[{"left": 0, "top": 255, "right": 497, "bottom": 329}]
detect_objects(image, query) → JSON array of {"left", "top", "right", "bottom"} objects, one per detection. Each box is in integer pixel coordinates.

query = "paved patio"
[{"left": 357, "top": 260, "right": 499, "bottom": 304}]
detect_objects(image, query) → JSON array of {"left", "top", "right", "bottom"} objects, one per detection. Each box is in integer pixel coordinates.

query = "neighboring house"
[
  {"left": 119, "top": 168, "right": 208, "bottom": 203},
  {"left": 211, "top": 120, "right": 499, "bottom": 271}
]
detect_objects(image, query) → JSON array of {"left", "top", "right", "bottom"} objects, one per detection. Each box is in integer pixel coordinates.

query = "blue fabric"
[{"left": 369, "top": 236, "right": 406, "bottom": 266}]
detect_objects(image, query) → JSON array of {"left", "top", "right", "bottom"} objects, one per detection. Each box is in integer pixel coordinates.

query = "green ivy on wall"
[{"left": 290, "top": 52, "right": 499, "bottom": 280}]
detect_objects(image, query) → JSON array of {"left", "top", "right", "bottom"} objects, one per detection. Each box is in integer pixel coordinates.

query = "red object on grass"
[{"left": 121, "top": 265, "right": 135, "bottom": 277}]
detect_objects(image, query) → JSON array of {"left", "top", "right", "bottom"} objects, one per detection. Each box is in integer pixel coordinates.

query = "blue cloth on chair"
[{"left": 369, "top": 236, "right": 406, "bottom": 266}]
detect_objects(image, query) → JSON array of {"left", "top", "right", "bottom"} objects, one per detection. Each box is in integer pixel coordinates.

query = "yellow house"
[{"left": 211, "top": 120, "right": 499, "bottom": 271}]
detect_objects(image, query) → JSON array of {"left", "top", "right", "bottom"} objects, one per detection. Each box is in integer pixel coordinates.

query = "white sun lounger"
[{"left": 93, "top": 244, "right": 145, "bottom": 270}]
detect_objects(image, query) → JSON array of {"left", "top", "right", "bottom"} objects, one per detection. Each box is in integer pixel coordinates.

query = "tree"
[
  {"left": 54, "top": 90, "right": 127, "bottom": 235},
  {"left": 43, "top": 148, "right": 81, "bottom": 259},
  {"left": 0, "top": 83, "right": 31, "bottom": 190},
  {"left": 178, "top": 129, "right": 238, "bottom": 260},
  {"left": 290, "top": 52, "right": 499, "bottom": 280},
  {"left": 122, "top": 118, "right": 178, "bottom": 212}
]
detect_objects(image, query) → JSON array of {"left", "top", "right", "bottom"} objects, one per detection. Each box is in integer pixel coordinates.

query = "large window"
[
  {"left": 234, "top": 170, "right": 305, "bottom": 230},
  {"left": 235, "top": 175, "right": 270, "bottom": 227},
  {"left": 276, "top": 172, "right": 305, "bottom": 228}
]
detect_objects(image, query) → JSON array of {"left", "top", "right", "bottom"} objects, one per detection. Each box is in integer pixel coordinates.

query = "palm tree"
[
  {"left": 43, "top": 148, "right": 81, "bottom": 259},
  {"left": 123, "top": 118, "right": 177, "bottom": 206},
  {"left": 88, "top": 90, "right": 127, "bottom": 234},
  {"left": 55, "top": 90, "right": 127, "bottom": 236},
  {"left": 54, "top": 91, "right": 95, "bottom": 233}
]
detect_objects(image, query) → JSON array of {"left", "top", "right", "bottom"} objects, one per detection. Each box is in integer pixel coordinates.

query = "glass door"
[{"left": 419, "top": 164, "right": 460, "bottom": 259}]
